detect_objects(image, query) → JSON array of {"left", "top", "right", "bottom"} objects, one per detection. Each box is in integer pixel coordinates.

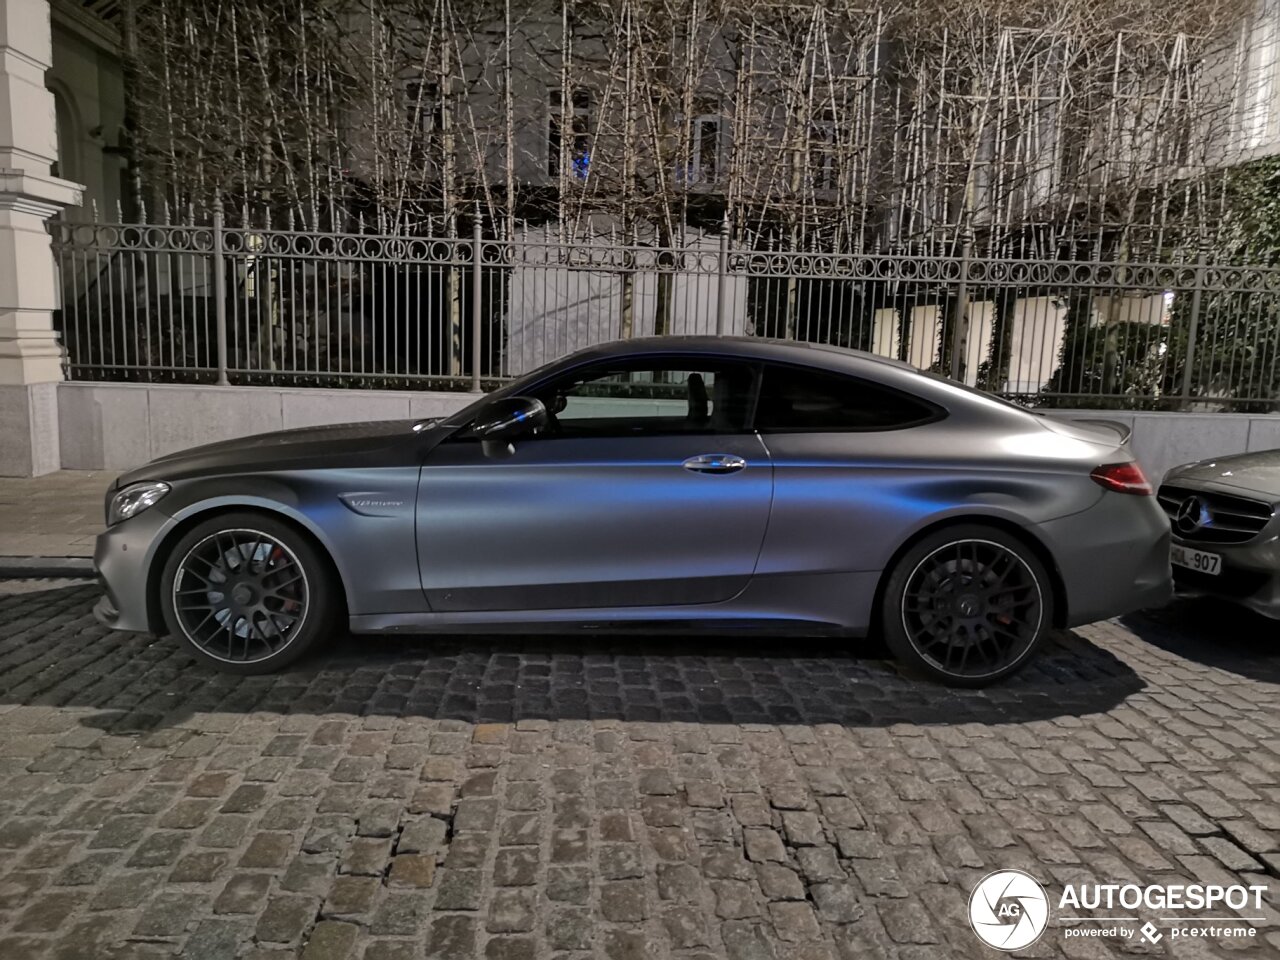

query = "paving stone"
[
  {"left": 702, "top": 849, "right": 754, "bottom": 880},
  {"left": 434, "top": 868, "right": 484, "bottom": 910},
  {"left": 756, "top": 862, "right": 806, "bottom": 901},
  {"left": 300, "top": 920, "right": 359, "bottom": 960},
  {"left": 811, "top": 882, "right": 865, "bottom": 924},
  {"left": 599, "top": 843, "right": 645, "bottom": 879},
  {"left": 596, "top": 810, "right": 633, "bottom": 842},
  {"left": 183, "top": 918, "right": 248, "bottom": 960},
  {"left": 714, "top": 879, "right": 760, "bottom": 919},
  {"left": 200, "top": 815, "right": 253, "bottom": 849},
  {"left": 356, "top": 800, "right": 401, "bottom": 838},
  {"left": 370, "top": 891, "right": 429, "bottom": 936},
  {"left": 602, "top": 928, "right": 657, "bottom": 960},
  {"left": 132, "top": 892, "right": 202, "bottom": 937},
  {"left": 256, "top": 895, "right": 320, "bottom": 943},
  {"left": 54, "top": 852, "right": 117, "bottom": 885},
  {"left": 601, "top": 878, "right": 650, "bottom": 921},
  {"left": 282, "top": 854, "right": 336, "bottom": 894},
  {"left": 221, "top": 784, "right": 268, "bottom": 814},
  {"left": 663, "top": 904, "right": 710, "bottom": 948},
  {"left": 15, "top": 892, "right": 84, "bottom": 933},
  {"left": 495, "top": 847, "right": 539, "bottom": 885},
  {"left": 795, "top": 845, "right": 845, "bottom": 882},
  {"left": 324, "top": 875, "right": 379, "bottom": 917},
  {"left": 486, "top": 888, "right": 536, "bottom": 933},
  {"left": 340, "top": 836, "right": 392, "bottom": 876},
  {"left": 398, "top": 817, "right": 448, "bottom": 854},
  {"left": 546, "top": 864, "right": 591, "bottom": 904},
  {"left": 769, "top": 901, "right": 823, "bottom": 941},
  {"left": 363, "top": 942, "right": 416, "bottom": 960},
  {"left": 781, "top": 810, "right": 826, "bottom": 846},
  {"left": 214, "top": 873, "right": 272, "bottom": 914},
  {"left": 744, "top": 827, "right": 788, "bottom": 863},
  {"left": 876, "top": 900, "right": 940, "bottom": 944},
  {"left": 387, "top": 853, "right": 437, "bottom": 888},
  {"left": 721, "top": 920, "right": 780, "bottom": 960},
  {"left": 547, "top": 907, "right": 594, "bottom": 950}
]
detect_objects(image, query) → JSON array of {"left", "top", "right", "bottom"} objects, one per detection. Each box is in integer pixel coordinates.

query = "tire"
[
  {"left": 159, "top": 511, "right": 340, "bottom": 675},
  {"left": 881, "top": 524, "right": 1054, "bottom": 687}
]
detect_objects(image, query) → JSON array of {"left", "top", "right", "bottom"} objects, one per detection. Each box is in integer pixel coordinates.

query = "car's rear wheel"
[
  {"left": 159, "top": 512, "right": 339, "bottom": 674},
  {"left": 881, "top": 524, "right": 1053, "bottom": 687}
]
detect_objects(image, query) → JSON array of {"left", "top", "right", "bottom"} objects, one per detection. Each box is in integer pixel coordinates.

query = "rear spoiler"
[{"left": 1069, "top": 418, "right": 1132, "bottom": 445}]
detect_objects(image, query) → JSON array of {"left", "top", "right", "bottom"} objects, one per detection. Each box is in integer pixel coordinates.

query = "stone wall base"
[{"left": 0, "top": 381, "right": 59, "bottom": 475}]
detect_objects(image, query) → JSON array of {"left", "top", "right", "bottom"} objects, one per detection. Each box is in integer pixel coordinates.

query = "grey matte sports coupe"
[
  {"left": 94, "top": 336, "right": 1173, "bottom": 686},
  {"left": 1160, "top": 449, "right": 1280, "bottom": 618}
]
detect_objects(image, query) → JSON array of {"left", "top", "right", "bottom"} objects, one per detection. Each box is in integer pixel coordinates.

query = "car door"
[
  {"left": 416, "top": 356, "right": 773, "bottom": 612},
  {"left": 750, "top": 361, "right": 947, "bottom": 582}
]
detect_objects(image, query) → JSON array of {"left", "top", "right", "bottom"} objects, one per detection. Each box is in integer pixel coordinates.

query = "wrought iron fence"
[{"left": 49, "top": 216, "right": 1280, "bottom": 411}]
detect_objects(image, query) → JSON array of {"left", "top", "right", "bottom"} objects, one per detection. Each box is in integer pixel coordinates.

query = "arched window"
[{"left": 48, "top": 84, "right": 81, "bottom": 183}]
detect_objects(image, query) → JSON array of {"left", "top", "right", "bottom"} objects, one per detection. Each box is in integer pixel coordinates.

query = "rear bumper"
[{"left": 1038, "top": 493, "right": 1173, "bottom": 627}]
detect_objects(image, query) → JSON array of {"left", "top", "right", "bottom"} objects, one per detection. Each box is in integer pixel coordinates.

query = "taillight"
[{"left": 1090, "top": 461, "right": 1153, "bottom": 496}]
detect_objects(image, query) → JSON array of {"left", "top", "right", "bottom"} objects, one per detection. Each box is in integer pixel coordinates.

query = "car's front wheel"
[
  {"left": 881, "top": 524, "right": 1054, "bottom": 687},
  {"left": 159, "top": 512, "right": 339, "bottom": 674}
]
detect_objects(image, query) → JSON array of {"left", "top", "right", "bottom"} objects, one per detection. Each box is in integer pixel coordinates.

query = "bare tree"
[{"left": 130, "top": 0, "right": 1257, "bottom": 258}]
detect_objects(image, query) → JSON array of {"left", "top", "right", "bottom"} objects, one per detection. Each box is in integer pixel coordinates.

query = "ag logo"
[{"left": 968, "top": 869, "right": 1050, "bottom": 951}]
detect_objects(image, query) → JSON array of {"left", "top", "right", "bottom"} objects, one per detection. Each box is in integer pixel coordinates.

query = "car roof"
[
  {"left": 569, "top": 335, "right": 919, "bottom": 372},
  {"left": 551, "top": 336, "right": 1045, "bottom": 426}
]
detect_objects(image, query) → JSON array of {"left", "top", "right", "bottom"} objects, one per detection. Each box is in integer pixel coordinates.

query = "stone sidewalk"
[
  {"left": 0, "top": 471, "right": 111, "bottom": 559},
  {"left": 0, "top": 579, "right": 1276, "bottom": 959}
]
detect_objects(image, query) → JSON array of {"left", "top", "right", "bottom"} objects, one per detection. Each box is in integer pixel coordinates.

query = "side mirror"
[{"left": 473, "top": 396, "right": 548, "bottom": 442}]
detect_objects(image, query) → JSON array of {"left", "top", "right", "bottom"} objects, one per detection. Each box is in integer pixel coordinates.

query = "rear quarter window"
[{"left": 754, "top": 364, "right": 943, "bottom": 432}]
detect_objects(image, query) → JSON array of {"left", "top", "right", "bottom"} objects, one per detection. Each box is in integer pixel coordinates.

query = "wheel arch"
[
  {"left": 870, "top": 514, "right": 1069, "bottom": 632},
  {"left": 144, "top": 501, "right": 351, "bottom": 635}
]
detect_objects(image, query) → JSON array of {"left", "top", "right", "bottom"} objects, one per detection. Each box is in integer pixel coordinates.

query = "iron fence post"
[
  {"left": 948, "top": 236, "right": 972, "bottom": 382},
  {"left": 470, "top": 213, "right": 483, "bottom": 393},
  {"left": 716, "top": 220, "right": 730, "bottom": 336},
  {"left": 213, "top": 209, "right": 229, "bottom": 386},
  {"left": 1179, "top": 250, "right": 1206, "bottom": 407}
]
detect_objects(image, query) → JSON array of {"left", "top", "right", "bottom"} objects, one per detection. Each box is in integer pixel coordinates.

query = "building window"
[
  {"left": 809, "top": 107, "right": 838, "bottom": 191},
  {"left": 690, "top": 102, "right": 722, "bottom": 183},
  {"left": 549, "top": 88, "right": 591, "bottom": 180},
  {"left": 674, "top": 100, "right": 722, "bottom": 185},
  {"left": 406, "top": 80, "right": 441, "bottom": 167}
]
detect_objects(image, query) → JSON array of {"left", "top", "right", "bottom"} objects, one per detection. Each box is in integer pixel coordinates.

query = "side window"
[
  {"left": 754, "top": 365, "right": 939, "bottom": 432},
  {"left": 535, "top": 361, "right": 754, "bottom": 437}
]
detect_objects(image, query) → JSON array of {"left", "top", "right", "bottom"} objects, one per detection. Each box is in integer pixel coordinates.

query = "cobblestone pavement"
[{"left": 0, "top": 580, "right": 1277, "bottom": 960}]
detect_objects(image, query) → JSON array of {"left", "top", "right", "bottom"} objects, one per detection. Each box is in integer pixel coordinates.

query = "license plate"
[{"left": 1171, "top": 544, "right": 1221, "bottom": 576}]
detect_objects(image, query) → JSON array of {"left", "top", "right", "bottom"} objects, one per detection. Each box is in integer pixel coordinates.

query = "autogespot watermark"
[
  {"left": 968, "top": 870, "right": 1050, "bottom": 950},
  {"left": 968, "top": 872, "right": 1269, "bottom": 950}
]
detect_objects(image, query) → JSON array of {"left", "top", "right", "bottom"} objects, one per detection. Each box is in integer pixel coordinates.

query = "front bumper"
[
  {"left": 93, "top": 506, "right": 178, "bottom": 634},
  {"left": 1038, "top": 492, "right": 1173, "bottom": 627},
  {"left": 1170, "top": 534, "right": 1280, "bottom": 619}
]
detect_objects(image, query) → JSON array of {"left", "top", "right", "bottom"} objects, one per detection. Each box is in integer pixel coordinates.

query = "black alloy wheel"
[
  {"left": 883, "top": 525, "right": 1053, "bottom": 686},
  {"left": 160, "top": 512, "right": 338, "bottom": 674}
]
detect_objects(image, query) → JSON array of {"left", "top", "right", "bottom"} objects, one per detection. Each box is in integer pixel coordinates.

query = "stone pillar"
[{"left": 0, "top": 0, "right": 83, "bottom": 476}]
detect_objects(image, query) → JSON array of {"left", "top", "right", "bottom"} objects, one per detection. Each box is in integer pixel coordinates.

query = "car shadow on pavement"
[
  {"left": 0, "top": 582, "right": 1145, "bottom": 732},
  {"left": 1121, "top": 597, "right": 1280, "bottom": 685}
]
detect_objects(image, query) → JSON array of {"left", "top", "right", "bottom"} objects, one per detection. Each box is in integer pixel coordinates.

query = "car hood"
[
  {"left": 1165, "top": 449, "right": 1280, "bottom": 498},
  {"left": 117, "top": 419, "right": 431, "bottom": 485}
]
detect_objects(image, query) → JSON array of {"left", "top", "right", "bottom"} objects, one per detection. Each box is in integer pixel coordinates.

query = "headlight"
[{"left": 108, "top": 481, "right": 171, "bottom": 526}]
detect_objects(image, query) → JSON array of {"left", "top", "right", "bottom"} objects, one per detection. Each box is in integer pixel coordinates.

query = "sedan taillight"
[{"left": 1090, "top": 461, "right": 1153, "bottom": 496}]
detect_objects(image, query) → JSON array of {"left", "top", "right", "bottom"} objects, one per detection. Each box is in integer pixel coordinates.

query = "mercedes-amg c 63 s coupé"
[{"left": 94, "top": 336, "right": 1173, "bottom": 686}]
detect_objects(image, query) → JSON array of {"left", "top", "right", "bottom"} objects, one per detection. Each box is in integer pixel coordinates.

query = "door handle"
[{"left": 682, "top": 453, "right": 747, "bottom": 474}]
